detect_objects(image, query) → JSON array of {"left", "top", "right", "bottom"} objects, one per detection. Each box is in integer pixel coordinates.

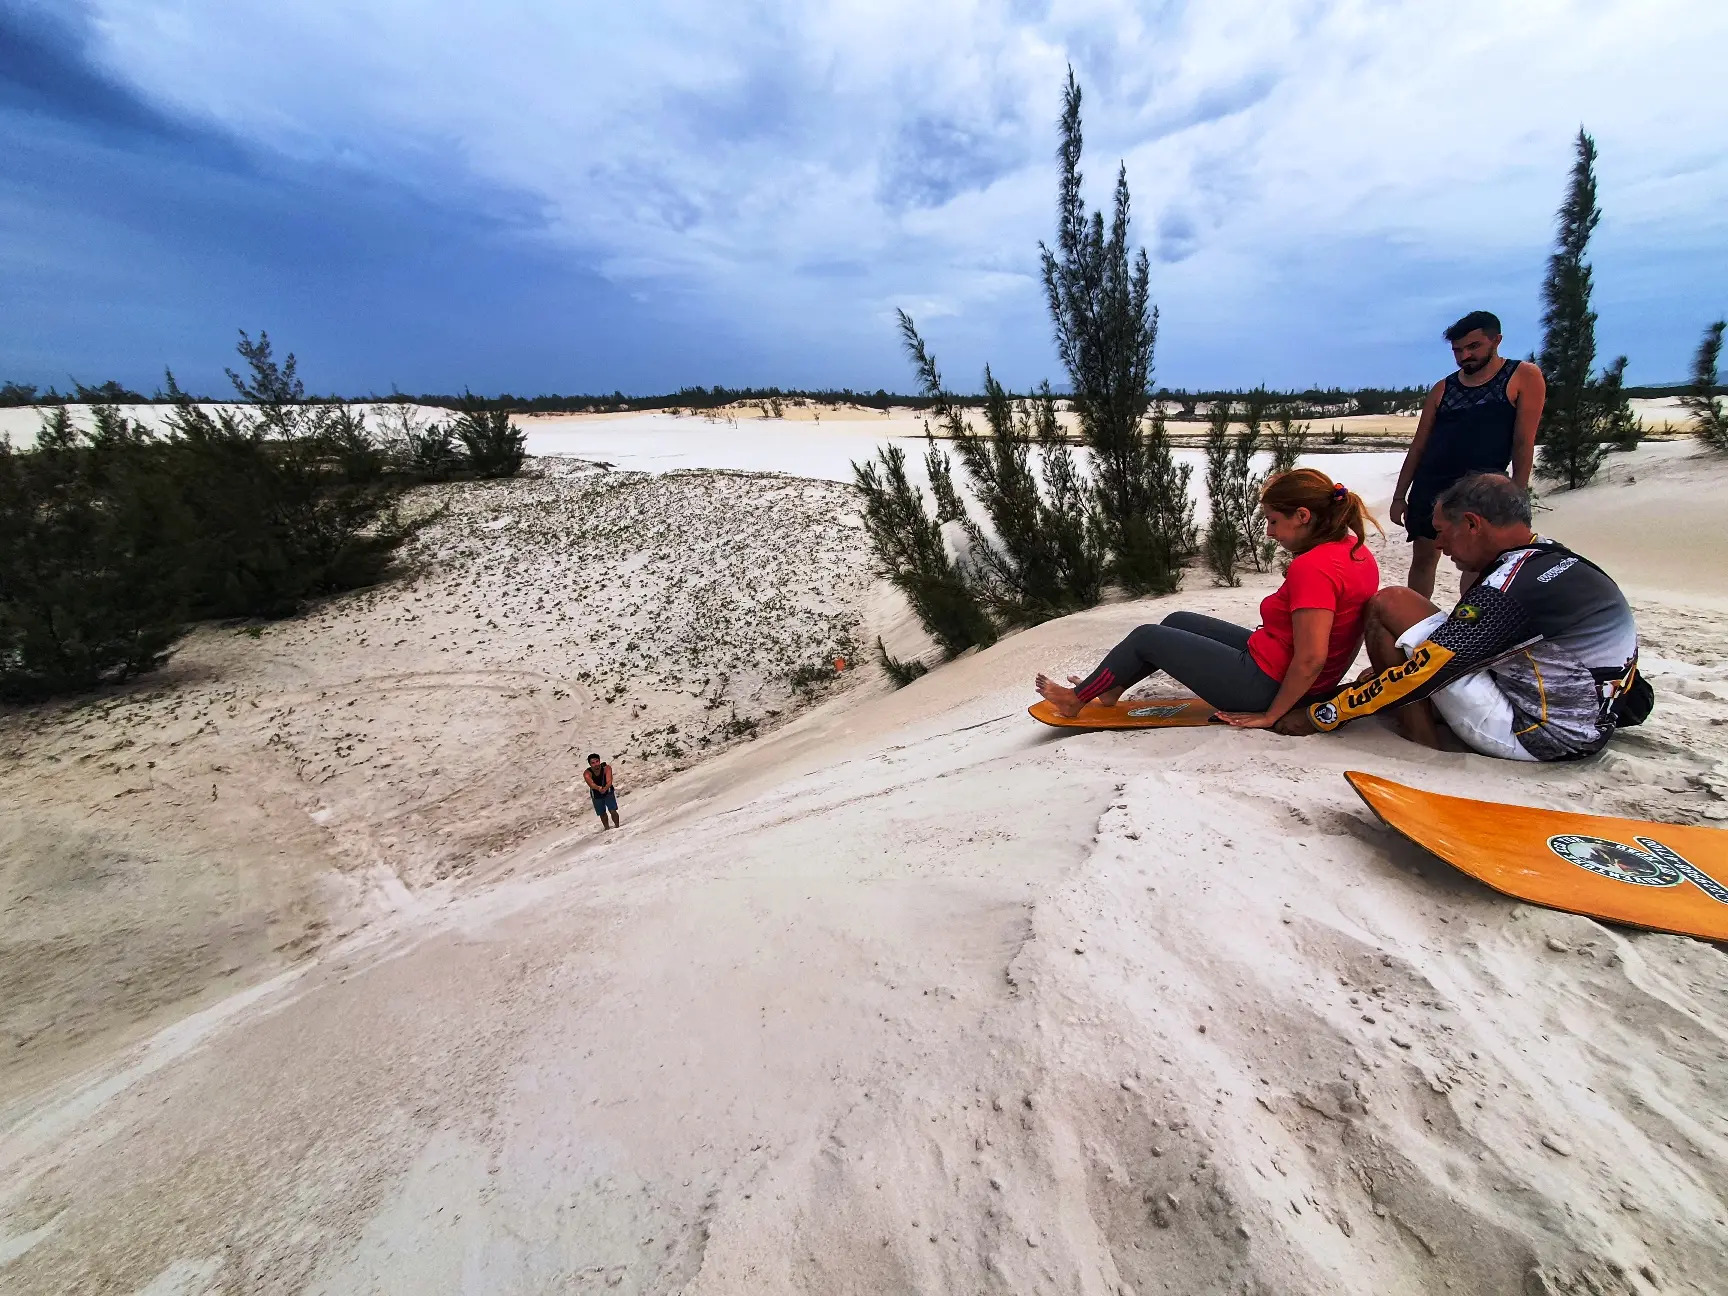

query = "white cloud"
[{"left": 79, "top": 0, "right": 1728, "bottom": 385}]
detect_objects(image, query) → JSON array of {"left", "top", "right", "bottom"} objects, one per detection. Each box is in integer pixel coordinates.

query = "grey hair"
[{"left": 1435, "top": 473, "right": 1532, "bottom": 527}]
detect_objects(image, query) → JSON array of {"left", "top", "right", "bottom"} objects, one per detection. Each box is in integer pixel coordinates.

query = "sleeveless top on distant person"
[
  {"left": 1416, "top": 358, "right": 1521, "bottom": 488},
  {"left": 588, "top": 763, "right": 611, "bottom": 794}
]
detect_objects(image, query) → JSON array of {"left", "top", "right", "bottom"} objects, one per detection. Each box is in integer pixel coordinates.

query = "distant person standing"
[
  {"left": 1390, "top": 311, "right": 1545, "bottom": 598},
  {"left": 584, "top": 753, "right": 620, "bottom": 830}
]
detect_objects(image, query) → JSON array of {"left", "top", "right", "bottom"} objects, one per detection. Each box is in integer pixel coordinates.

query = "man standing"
[
  {"left": 583, "top": 752, "right": 620, "bottom": 830},
  {"left": 1390, "top": 311, "right": 1545, "bottom": 598}
]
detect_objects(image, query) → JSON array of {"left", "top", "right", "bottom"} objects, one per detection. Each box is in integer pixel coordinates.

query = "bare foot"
[{"left": 1035, "top": 673, "right": 1087, "bottom": 719}]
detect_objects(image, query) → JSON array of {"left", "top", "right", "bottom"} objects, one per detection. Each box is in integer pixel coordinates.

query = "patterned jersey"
[{"left": 1308, "top": 539, "right": 1640, "bottom": 760}]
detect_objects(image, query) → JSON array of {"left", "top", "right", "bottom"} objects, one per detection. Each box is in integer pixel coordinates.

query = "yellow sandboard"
[
  {"left": 1028, "top": 696, "right": 1221, "bottom": 730},
  {"left": 1346, "top": 770, "right": 1728, "bottom": 941}
]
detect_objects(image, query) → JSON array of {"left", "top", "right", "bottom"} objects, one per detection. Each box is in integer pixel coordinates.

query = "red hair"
[{"left": 1260, "top": 468, "right": 1381, "bottom": 555}]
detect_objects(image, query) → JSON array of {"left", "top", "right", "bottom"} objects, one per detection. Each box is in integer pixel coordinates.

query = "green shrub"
[
  {"left": 896, "top": 313, "right": 1102, "bottom": 624},
  {"left": 875, "top": 636, "right": 929, "bottom": 687},
  {"left": 0, "top": 407, "right": 190, "bottom": 699},
  {"left": 451, "top": 394, "right": 527, "bottom": 478},
  {"left": 1685, "top": 321, "right": 1727, "bottom": 451},
  {"left": 852, "top": 443, "right": 996, "bottom": 658}
]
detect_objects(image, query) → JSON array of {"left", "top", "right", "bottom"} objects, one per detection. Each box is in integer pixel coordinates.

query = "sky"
[{"left": 1, "top": 0, "right": 1724, "bottom": 397}]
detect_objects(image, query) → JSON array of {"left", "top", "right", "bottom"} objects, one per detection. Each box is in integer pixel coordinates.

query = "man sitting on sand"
[
  {"left": 584, "top": 753, "right": 620, "bottom": 829},
  {"left": 1300, "top": 473, "right": 1649, "bottom": 761},
  {"left": 1036, "top": 470, "right": 1380, "bottom": 729},
  {"left": 1390, "top": 310, "right": 1545, "bottom": 599}
]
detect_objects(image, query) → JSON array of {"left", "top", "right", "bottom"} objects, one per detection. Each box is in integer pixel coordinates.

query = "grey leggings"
[{"left": 1072, "top": 612, "right": 1281, "bottom": 712}]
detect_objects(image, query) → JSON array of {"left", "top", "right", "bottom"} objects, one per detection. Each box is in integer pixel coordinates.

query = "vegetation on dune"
[
  {"left": 451, "top": 392, "right": 528, "bottom": 478},
  {"left": 1200, "top": 390, "right": 1305, "bottom": 587},
  {"left": 0, "top": 331, "right": 526, "bottom": 701},
  {"left": 1201, "top": 400, "right": 1240, "bottom": 587},
  {"left": 874, "top": 636, "right": 929, "bottom": 688},
  {"left": 851, "top": 442, "right": 995, "bottom": 659},
  {"left": 1686, "top": 320, "right": 1728, "bottom": 451},
  {"left": 855, "top": 68, "right": 1195, "bottom": 656},
  {"left": 895, "top": 312, "right": 1103, "bottom": 624},
  {"left": 0, "top": 407, "right": 189, "bottom": 698},
  {"left": 1042, "top": 69, "right": 1194, "bottom": 594},
  {"left": 1535, "top": 129, "right": 1642, "bottom": 487}
]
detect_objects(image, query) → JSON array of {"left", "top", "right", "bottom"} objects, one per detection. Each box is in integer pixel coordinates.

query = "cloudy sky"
[{"left": 2, "top": 0, "right": 1724, "bottom": 396}]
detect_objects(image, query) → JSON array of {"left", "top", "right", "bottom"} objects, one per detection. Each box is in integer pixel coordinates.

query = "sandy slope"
[
  {"left": 0, "top": 461, "right": 872, "bottom": 1108},
  {"left": 2, "top": 445, "right": 1726, "bottom": 1295}
]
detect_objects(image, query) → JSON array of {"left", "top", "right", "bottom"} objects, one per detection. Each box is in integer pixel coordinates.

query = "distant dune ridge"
[{"left": 0, "top": 436, "right": 1725, "bottom": 1293}]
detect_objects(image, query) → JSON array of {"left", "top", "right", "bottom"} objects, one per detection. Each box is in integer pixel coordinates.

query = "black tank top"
[{"left": 1417, "top": 358, "right": 1521, "bottom": 486}]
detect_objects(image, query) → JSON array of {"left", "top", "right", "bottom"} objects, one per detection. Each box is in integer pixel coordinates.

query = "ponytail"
[{"left": 1259, "top": 468, "right": 1381, "bottom": 556}]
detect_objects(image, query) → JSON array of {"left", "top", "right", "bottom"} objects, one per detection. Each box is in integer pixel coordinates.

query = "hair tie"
[{"left": 1332, "top": 484, "right": 1348, "bottom": 503}]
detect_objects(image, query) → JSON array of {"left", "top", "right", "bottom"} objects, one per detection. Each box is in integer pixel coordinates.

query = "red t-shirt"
[{"left": 1246, "top": 537, "right": 1380, "bottom": 691}]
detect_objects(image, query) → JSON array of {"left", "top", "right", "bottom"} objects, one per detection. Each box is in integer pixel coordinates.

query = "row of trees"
[
  {"left": 854, "top": 72, "right": 1195, "bottom": 664},
  {"left": 0, "top": 375, "right": 1474, "bottom": 419},
  {"left": 0, "top": 333, "right": 526, "bottom": 700}
]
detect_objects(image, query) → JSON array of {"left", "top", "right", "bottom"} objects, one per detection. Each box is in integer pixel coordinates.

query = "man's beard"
[{"left": 1459, "top": 355, "right": 1490, "bottom": 374}]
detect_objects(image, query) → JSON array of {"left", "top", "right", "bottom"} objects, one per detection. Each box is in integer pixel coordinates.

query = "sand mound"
[
  {"left": 0, "top": 462, "right": 872, "bottom": 1106},
  {"left": 2, "top": 446, "right": 1725, "bottom": 1293}
]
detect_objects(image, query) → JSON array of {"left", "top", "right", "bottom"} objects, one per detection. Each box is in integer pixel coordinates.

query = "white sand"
[
  {"left": 0, "top": 460, "right": 874, "bottom": 1107},
  {"left": 1, "top": 443, "right": 1725, "bottom": 1293}
]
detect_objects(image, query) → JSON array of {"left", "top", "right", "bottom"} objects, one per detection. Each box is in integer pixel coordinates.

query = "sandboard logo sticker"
[
  {"left": 1548, "top": 834, "right": 1728, "bottom": 904},
  {"left": 1127, "top": 703, "right": 1193, "bottom": 719}
]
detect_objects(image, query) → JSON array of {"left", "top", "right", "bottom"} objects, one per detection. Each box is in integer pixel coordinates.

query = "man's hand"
[
  {"left": 1272, "top": 708, "right": 1319, "bottom": 736},
  {"left": 1216, "top": 710, "right": 1281, "bottom": 730},
  {"left": 1389, "top": 496, "right": 1407, "bottom": 527}
]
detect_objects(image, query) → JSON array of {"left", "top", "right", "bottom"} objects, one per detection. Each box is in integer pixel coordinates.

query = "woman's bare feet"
[{"left": 1035, "top": 673, "right": 1089, "bottom": 718}]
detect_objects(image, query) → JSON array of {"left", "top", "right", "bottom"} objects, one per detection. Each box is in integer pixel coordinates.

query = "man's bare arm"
[
  {"left": 1508, "top": 364, "right": 1545, "bottom": 488},
  {"left": 1391, "top": 381, "right": 1445, "bottom": 524}
]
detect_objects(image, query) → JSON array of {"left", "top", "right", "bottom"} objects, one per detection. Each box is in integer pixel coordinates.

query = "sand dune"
[
  {"left": 0, "top": 461, "right": 873, "bottom": 1108},
  {"left": 1, "top": 444, "right": 1725, "bottom": 1294}
]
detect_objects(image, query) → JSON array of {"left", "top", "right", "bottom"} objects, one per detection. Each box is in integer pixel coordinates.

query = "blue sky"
[{"left": 2, "top": 0, "right": 1724, "bottom": 396}]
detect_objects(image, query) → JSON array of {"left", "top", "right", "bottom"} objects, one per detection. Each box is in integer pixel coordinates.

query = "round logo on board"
[
  {"left": 1547, "top": 834, "right": 1681, "bottom": 888},
  {"left": 1313, "top": 702, "right": 1338, "bottom": 727}
]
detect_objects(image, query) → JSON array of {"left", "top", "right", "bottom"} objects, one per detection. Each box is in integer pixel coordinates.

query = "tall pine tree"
[
  {"left": 1537, "top": 130, "right": 1607, "bottom": 489},
  {"left": 1040, "top": 68, "right": 1192, "bottom": 593}
]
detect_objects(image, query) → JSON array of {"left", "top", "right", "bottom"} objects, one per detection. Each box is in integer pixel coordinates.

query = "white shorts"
[{"left": 1396, "top": 612, "right": 1536, "bottom": 762}]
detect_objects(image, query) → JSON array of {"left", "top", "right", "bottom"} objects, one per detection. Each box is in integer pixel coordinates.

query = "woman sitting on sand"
[{"left": 1035, "top": 469, "right": 1381, "bottom": 729}]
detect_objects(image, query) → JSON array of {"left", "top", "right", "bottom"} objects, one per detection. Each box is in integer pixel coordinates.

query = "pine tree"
[
  {"left": 852, "top": 443, "right": 995, "bottom": 658},
  {"left": 896, "top": 311, "right": 1101, "bottom": 622},
  {"left": 1267, "top": 404, "right": 1309, "bottom": 476},
  {"left": 1595, "top": 356, "right": 1644, "bottom": 452},
  {"left": 0, "top": 406, "right": 190, "bottom": 699},
  {"left": 1040, "top": 68, "right": 1192, "bottom": 594},
  {"left": 162, "top": 333, "right": 410, "bottom": 618},
  {"left": 1030, "top": 381, "right": 1106, "bottom": 608},
  {"left": 1537, "top": 130, "right": 1607, "bottom": 489},
  {"left": 1203, "top": 400, "right": 1241, "bottom": 586},
  {"left": 1685, "top": 320, "right": 1727, "bottom": 451},
  {"left": 452, "top": 392, "right": 527, "bottom": 478},
  {"left": 1231, "top": 391, "right": 1274, "bottom": 570}
]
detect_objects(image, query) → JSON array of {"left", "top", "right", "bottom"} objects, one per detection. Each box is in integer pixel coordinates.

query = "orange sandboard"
[
  {"left": 1346, "top": 770, "right": 1728, "bottom": 941},
  {"left": 1028, "top": 696, "right": 1221, "bottom": 730}
]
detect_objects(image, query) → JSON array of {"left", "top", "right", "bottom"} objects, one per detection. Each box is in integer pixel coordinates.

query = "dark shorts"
[
  {"left": 1406, "top": 480, "right": 1442, "bottom": 542},
  {"left": 590, "top": 789, "right": 618, "bottom": 817}
]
